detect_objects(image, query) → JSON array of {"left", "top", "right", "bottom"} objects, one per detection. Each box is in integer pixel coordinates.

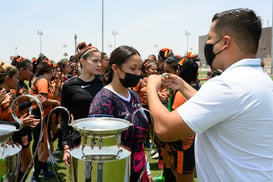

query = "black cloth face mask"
[
  {"left": 204, "top": 38, "right": 224, "bottom": 66},
  {"left": 118, "top": 69, "right": 141, "bottom": 88}
]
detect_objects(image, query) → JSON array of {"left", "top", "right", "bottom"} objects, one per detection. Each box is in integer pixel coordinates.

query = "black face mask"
[
  {"left": 119, "top": 71, "right": 141, "bottom": 88},
  {"left": 204, "top": 38, "right": 224, "bottom": 66}
]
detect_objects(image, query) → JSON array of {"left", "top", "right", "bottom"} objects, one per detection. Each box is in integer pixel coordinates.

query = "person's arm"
[
  {"left": 61, "top": 83, "right": 73, "bottom": 167},
  {"left": 147, "top": 74, "right": 194, "bottom": 142},
  {"left": 42, "top": 98, "right": 60, "bottom": 106},
  {"left": 61, "top": 83, "right": 71, "bottom": 147},
  {"left": 18, "top": 100, "right": 32, "bottom": 111},
  {"left": 145, "top": 156, "right": 153, "bottom": 182},
  {"left": 35, "top": 78, "right": 61, "bottom": 106}
]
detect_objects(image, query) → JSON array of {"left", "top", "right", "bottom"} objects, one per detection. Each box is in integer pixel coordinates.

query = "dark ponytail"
[
  {"left": 178, "top": 55, "right": 200, "bottom": 84},
  {"left": 11, "top": 56, "right": 31, "bottom": 70}
]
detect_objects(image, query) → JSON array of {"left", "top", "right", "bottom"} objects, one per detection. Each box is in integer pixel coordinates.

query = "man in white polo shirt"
[{"left": 147, "top": 8, "right": 273, "bottom": 181}]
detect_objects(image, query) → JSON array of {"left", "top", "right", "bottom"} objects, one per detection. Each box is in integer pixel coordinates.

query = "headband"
[
  {"left": 80, "top": 47, "right": 98, "bottom": 60},
  {"left": 143, "top": 60, "right": 156, "bottom": 69}
]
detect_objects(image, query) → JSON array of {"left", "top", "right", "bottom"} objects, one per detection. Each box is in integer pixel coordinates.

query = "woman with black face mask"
[{"left": 89, "top": 46, "right": 153, "bottom": 182}]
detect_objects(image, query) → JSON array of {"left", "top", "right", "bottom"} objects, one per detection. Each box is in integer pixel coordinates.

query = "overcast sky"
[{"left": 0, "top": 0, "right": 272, "bottom": 62}]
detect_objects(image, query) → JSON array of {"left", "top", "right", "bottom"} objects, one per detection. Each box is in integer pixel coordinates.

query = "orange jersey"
[
  {"left": 172, "top": 91, "right": 187, "bottom": 110},
  {"left": 172, "top": 91, "right": 194, "bottom": 150},
  {"left": 30, "top": 76, "right": 51, "bottom": 116},
  {"left": 133, "top": 78, "right": 148, "bottom": 106}
]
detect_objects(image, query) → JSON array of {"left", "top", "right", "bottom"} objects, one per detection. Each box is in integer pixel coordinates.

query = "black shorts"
[
  {"left": 32, "top": 120, "right": 53, "bottom": 144},
  {"left": 31, "top": 108, "right": 53, "bottom": 144},
  {"left": 170, "top": 142, "right": 195, "bottom": 174},
  {"left": 165, "top": 138, "right": 195, "bottom": 174},
  {"left": 12, "top": 127, "right": 32, "bottom": 149}
]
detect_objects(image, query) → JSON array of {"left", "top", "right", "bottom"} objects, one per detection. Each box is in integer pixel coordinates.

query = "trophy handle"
[
  {"left": 46, "top": 106, "right": 70, "bottom": 182},
  {"left": 11, "top": 94, "right": 44, "bottom": 182},
  {"left": 11, "top": 94, "right": 43, "bottom": 131}
]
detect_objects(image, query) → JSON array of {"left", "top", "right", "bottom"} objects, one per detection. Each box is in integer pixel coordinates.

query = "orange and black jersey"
[{"left": 30, "top": 75, "right": 52, "bottom": 116}]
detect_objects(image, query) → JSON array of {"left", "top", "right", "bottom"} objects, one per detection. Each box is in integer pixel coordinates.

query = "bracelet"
[{"left": 64, "top": 149, "right": 70, "bottom": 153}]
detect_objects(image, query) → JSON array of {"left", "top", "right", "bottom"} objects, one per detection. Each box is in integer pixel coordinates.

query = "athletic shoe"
[
  {"left": 43, "top": 171, "right": 55, "bottom": 180},
  {"left": 150, "top": 149, "right": 157, "bottom": 156},
  {"left": 30, "top": 176, "right": 40, "bottom": 182},
  {"left": 145, "top": 140, "right": 152, "bottom": 148},
  {"left": 151, "top": 152, "right": 159, "bottom": 159}
]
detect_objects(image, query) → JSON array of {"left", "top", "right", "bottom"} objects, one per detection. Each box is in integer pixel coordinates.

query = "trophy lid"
[
  {"left": 71, "top": 117, "right": 131, "bottom": 136},
  {"left": 0, "top": 124, "right": 16, "bottom": 137}
]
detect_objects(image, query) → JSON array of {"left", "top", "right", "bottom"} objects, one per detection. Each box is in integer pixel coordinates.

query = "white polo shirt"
[{"left": 177, "top": 58, "right": 273, "bottom": 181}]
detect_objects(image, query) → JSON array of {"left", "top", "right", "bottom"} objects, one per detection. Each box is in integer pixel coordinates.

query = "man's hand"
[{"left": 162, "top": 73, "right": 184, "bottom": 91}]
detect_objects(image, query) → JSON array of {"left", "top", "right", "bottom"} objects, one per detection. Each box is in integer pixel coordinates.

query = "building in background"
[{"left": 198, "top": 27, "right": 272, "bottom": 74}]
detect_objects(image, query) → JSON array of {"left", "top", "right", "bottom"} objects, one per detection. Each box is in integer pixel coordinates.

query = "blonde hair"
[{"left": 0, "top": 60, "right": 18, "bottom": 84}]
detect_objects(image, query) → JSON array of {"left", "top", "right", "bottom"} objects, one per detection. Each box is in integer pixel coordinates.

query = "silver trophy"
[{"left": 68, "top": 117, "right": 132, "bottom": 182}]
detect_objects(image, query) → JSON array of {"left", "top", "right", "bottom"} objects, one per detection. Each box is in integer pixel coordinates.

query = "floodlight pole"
[
  {"left": 185, "top": 30, "right": 191, "bottom": 53},
  {"left": 37, "top": 30, "right": 43, "bottom": 54},
  {"left": 271, "top": 0, "right": 273, "bottom": 74}
]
